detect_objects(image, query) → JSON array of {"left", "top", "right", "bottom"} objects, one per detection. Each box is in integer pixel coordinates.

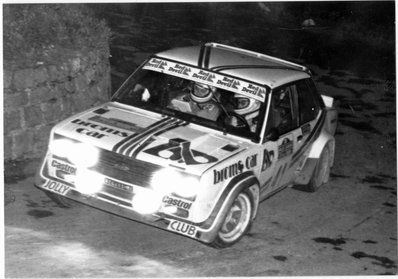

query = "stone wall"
[{"left": 4, "top": 48, "right": 111, "bottom": 160}]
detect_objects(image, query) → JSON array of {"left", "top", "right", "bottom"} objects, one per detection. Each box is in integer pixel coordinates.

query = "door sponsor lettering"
[
  {"left": 213, "top": 154, "right": 257, "bottom": 184},
  {"left": 167, "top": 220, "right": 197, "bottom": 237},
  {"left": 42, "top": 180, "right": 70, "bottom": 195},
  {"left": 278, "top": 138, "right": 293, "bottom": 159},
  {"left": 261, "top": 149, "right": 275, "bottom": 171}
]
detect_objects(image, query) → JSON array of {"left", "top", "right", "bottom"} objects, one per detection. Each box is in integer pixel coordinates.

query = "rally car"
[{"left": 35, "top": 42, "right": 337, "bottom": 248}]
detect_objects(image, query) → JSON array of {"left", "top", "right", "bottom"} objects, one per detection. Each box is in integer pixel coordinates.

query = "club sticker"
[{"left": 167, "top": 220, "right": 197, "bottom": 237}]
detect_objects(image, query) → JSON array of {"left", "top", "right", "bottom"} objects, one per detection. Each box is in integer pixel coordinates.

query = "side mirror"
[{"left": 265, "top": 128, "right": 279, "bottom": 142}]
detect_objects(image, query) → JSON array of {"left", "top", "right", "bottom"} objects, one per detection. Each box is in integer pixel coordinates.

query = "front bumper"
[{"left": 34, "top": 154, "right": 222, "bottom": 244}]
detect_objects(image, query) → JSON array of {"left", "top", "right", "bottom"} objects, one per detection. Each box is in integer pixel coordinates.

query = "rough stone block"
[
  {"left": 33, "top": 66, "right": 49, "bottom": 85},
  {"left": 74, "top": 74, "right": 88, "bottom": 92},
  {"left": 42, "top": 102, "right": 64, "bottom": 123},
  {"left": 4, "top": 134, "right": 12, "bottom": 159},
  {"left": 4, "top": 109, "right": 22, "bottom": 134},
  {"left": 33, "top": 125, "right": 52, "bottom": 154},
  {"left": 29, "top": 86, "right": 52, "bottom": 105},
  {"left": 13, "top": 68, "right": 35, "bottom": 89},
  {"left": 4, "top": 91, "right": 29, "bottom": 108},
  {"left": 13, "top": 130, "right": 34, "bottom": 158},
  {"left": 24, "top": 105, "right": 43, "bottom": 127},
  {"left": 4, "top": 70, "right": 13, "bottom": 89}
]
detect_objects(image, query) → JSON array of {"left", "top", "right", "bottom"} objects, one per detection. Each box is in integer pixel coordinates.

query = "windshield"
[{"left": 112, "top": 58, "right": 268, "bottom": 142}]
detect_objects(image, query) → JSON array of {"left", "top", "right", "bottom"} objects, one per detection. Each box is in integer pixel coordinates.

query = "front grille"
[
  {"left": 93, "top": 148, "right": 163, "bottom": 188},
  {"left": 52, "top": 134, "right": 166, "bottom": 206}
]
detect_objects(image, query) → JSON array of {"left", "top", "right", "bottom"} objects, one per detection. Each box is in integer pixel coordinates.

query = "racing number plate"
[{"left": 42, "top": 180, "right": 70, "bottom": 196}]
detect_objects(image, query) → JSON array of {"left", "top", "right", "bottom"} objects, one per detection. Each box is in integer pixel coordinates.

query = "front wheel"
[
  {"left": 307, "top": 147, "right": 330, "bottom": 192},
  {"left": 210, "top": 190, "right": 253, "bottom": 248}
]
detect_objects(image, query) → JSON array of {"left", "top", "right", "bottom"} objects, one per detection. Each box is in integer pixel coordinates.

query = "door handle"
[{"left": 297, "top": 135, "right": 303, "bottom": 141}]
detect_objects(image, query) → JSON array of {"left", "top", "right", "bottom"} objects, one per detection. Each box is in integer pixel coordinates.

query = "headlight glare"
[
  {"left": 49, "top": 139, "right": 99, "bottom": 167},
  {"left": 151, "top": 168, "right": 199, "bottom": 199}
]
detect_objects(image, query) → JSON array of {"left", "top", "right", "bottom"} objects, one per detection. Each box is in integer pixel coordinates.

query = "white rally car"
[{"left": 35, "top": 43, "right": 337, "bottom": 248}]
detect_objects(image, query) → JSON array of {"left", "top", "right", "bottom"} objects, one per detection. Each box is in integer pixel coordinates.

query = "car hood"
[{"left": 54, "top": 103, "right": 248, "bottom": 176}]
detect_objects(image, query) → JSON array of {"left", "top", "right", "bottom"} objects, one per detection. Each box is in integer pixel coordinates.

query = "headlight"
[
  {"left": 74, "top": 170, "right": 103, "bottom": 195},
  {"left": 69, "top": 143, "right": 99, "bottom": 167},
  {"left": 49, "top": 139, "right": 99, "bottom": 167},
  {"left": 49, "top": 139, "right": 74, "bottom": 158},
  {"left": 151, "top": 168, "right": 200, "bottom": 199}
]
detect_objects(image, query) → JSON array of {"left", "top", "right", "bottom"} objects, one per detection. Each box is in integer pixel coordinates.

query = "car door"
[
  {"left": 288, "top": 79, "right": 323, "bottom": 176},
  {"left": 259, "top": 85, "right": 299, "bottom": 198}
]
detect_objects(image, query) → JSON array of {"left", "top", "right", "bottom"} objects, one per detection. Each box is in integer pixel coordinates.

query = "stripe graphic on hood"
[{"left": 113, "top": 117, "right": 186, "bottom": 157}]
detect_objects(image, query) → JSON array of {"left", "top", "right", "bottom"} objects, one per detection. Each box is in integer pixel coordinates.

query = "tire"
[
  {"left": 44, "top": 191, "right": 74, "bottom": 208},
  {"left": 307, "top": 147, "right": 330, "bottom": 192},
  {"left": 211, "top": 190, "right": 253, "bottom": 248}
]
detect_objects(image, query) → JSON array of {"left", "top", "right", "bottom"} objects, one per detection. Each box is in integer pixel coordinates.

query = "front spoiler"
[{"left": 34, "top": 162, "right": 221, "bottom": 244}]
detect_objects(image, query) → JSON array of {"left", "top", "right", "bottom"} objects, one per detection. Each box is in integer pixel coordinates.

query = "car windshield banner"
[{"left": 143, "top": 57, "right": 267, "bottom": 102}]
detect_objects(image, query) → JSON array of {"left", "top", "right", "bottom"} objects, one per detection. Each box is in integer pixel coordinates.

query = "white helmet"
[
  {"left": 231, "top": 94, "right": 261, "bottom": 120},
  {"left": 191, "top": 82, "right": 214, "bottom": 103}
]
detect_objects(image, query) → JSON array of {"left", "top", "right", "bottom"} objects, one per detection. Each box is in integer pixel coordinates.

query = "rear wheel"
[
  {"left": 307, "top": 147, "right": 330, "bottom": 192},
  {"left": 211, "top": 190, "right": 253, "bottom": 248}
]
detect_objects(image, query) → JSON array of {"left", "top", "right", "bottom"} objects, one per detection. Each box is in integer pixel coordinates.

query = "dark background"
[{"left": 90, "top": 1, "right": 395, "bottom": 90}]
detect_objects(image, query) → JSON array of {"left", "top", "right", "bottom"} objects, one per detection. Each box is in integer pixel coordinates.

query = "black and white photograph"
[{"left": 3, "top": 1, "right": 397, "bottom": 277}]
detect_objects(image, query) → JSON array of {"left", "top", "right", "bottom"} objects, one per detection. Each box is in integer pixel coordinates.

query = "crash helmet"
[
  {"left": 231, "top": 94, "right": 261, "bottom": 120},
  {"left": 191, "top": 82, "right": 215, "bottom": 103}
]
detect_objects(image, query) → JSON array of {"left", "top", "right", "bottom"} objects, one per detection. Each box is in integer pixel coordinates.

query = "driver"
[
  {"left": 170, "top": 81, "right": 221, "bottom": 121},
  {"left": 227, "top": 94, "right": 261, "bottom": 132}
]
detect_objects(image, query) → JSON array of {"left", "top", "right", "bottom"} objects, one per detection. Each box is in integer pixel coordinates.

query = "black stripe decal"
[
  {"left": 127, "top": 119, "right": 185, "bottom": 157},
  {"left": 203, "top": 46, "right": 211, "bottom": 69},
  {"left": 121, "top": 118, "right": 178, "bottom": 156},
  {"left": 198, "top": 44, "right": 206, "bottom": 67},
  {"left": 112, "top": 117, "right": 172, "bottom": 153},
  {"left": 131, "top": 121, "right": 188, "bottom": 158}
]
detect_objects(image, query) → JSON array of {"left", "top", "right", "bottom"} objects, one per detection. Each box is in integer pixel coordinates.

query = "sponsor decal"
[
  {"left": 52, "top": 160, "right": 76, "bottom": 175},
  {"left": 42, "top": 180, "right": 70, "bottom": 195},
  {"left": 163, "top": 196, "right": 192, "bottom": 210},
  {"left": 213, "top": 154, "right": 257, "bottom": 184},
  {"left": 167, "top": 220, "right": 197, "bottom": 237},
  {"left": 144, "top": 138, "right": 218, "bottom": 165},
  {"left": 261, "top": 149, "right": 275, "bottom": 171},
  {"left": 143, "top": 58, "right": 267, "bottom": 102},
  {"left": 192, "top": 70, "right": 216, "bottom": 82},
  {"left": 72, "top": 119, "right": 129, "bottom": 139},
  {"left": 241, "top": 84, "right": 266, "bottom": 99},
  {"left": 104, "top": 178, "right": 133, "bottom": 192},
  {"left": 146, "top": 58, "right": 168, "bottom": 69},
  {"left": 216, "top": 76, "right": 240, "bottom": 89},
  {"left": 168, "top": 63, "right": 191, "bottom": 75},
  {"left": 278, "top": 138, "right": 293, "bottom": 159}
]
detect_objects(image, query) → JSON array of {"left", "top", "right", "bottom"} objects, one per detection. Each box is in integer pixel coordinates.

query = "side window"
[
  {"left": 296, "top": 79, "right": 321, "bottom": 124},
  {"left": 267, "top": 86, "right": 297, "bottom": 135}
]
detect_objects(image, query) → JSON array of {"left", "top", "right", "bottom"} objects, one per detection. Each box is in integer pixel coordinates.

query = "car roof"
[{"left": 155, "top": 42, "right": 311, "bottom": 89}]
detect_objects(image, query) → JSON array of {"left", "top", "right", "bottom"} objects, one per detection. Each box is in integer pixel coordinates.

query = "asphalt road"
[
  {"left": 4, "top": 7, "right": 397, "bottom": 277},
  {"left": 4, "top": 64, "right": 397, "bottom": 276}
]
